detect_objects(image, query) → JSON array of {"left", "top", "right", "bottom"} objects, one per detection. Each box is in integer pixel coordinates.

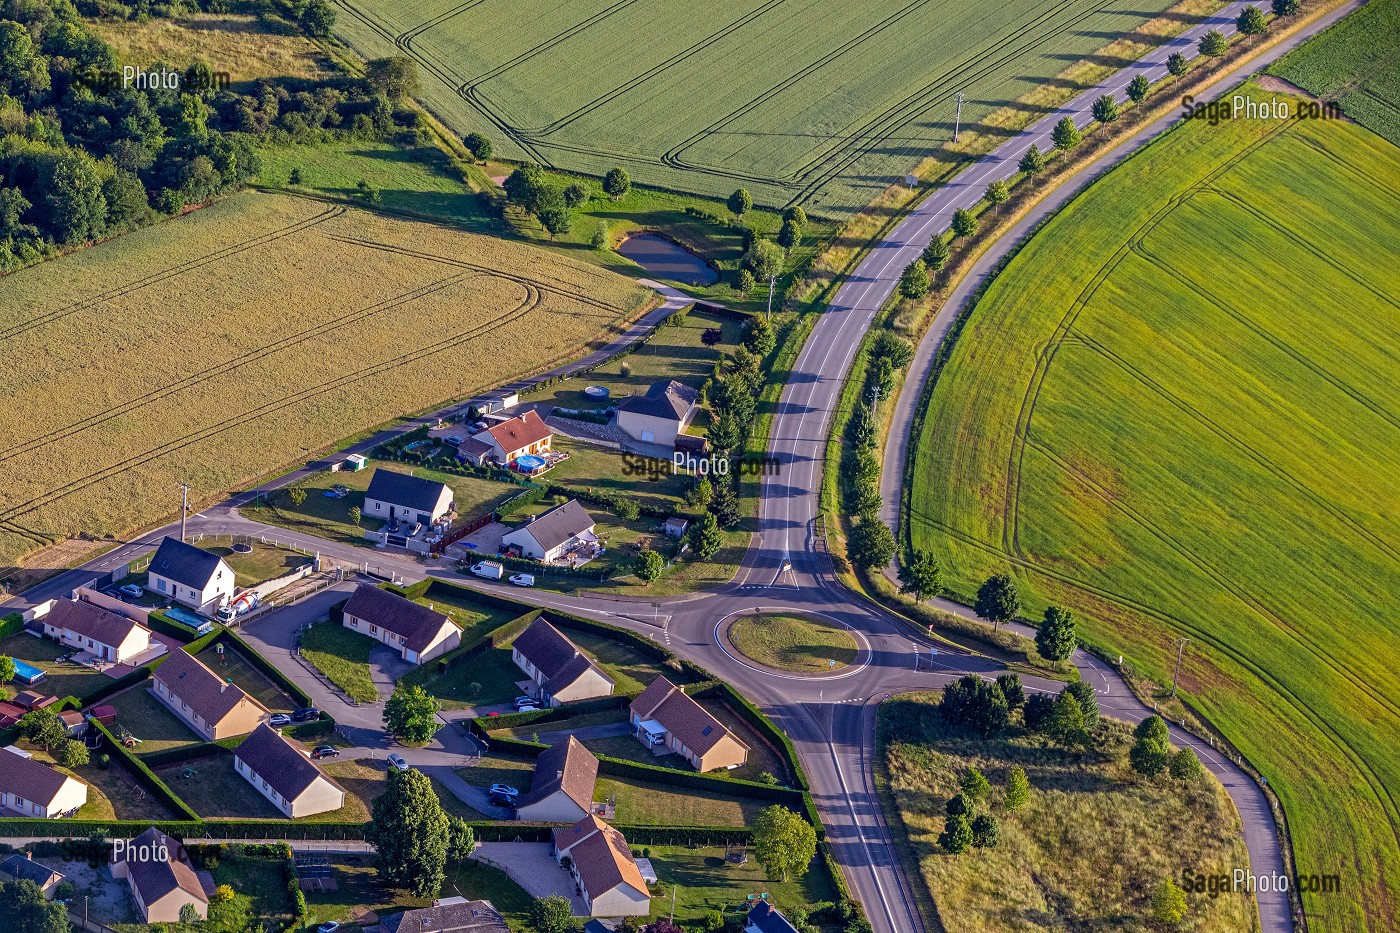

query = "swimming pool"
[
  {"left": 11, "top": 659, "right": 45, "bottom": 685},
  {"left": 515, "top": 455, "right": 547, "bottom": 472},
  {"left": 163, "top": 605, "right": 214, "bottom": 635}
]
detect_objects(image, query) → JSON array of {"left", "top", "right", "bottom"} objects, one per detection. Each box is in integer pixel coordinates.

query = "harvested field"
[
  {"left": 0, "top": 191, "right": 650, "bottom": 572},
  {"left": 88, "top": 13, "right": 335, "bottom": 86}
]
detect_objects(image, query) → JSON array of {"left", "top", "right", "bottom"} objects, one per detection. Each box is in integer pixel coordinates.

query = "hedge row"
[
  {"left": 210, "top": 627, "right": 313, "bottom": 708},
  {"left": 143, "top": 610, "right": 202, "bottom": 644},
  {"left": 91, "top": 720, "right": 201, "bottom": 821},
  {"left": 0, "top": 612, "right": 24, "bottom": 640},
  {"left": 283, "top": 715, "right": 336, "bottom": 741},
  {"left": 694, "top": 681, "right": 811, "bottom": 792},
  {"left": 487, "top": 552, "right": 611, "bottom": 580},
  {"left": 139, "top": 736, "right": 242, "bottom": 769},
  {"left": 78, "top": 665, "right": 154, "bottom": 708}
]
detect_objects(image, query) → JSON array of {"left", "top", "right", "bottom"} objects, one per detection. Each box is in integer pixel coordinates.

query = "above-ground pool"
[
  {"left": 11, "top": 659, "right": 44, "bottom": 685},
  {"left": 163, "top": 605, "right": 214, "bottom": 634},
  {"left": 515, "top": 455, "right": 547, "bottom": 472}
]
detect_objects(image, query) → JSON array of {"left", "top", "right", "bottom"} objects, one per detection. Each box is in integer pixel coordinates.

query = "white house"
[
  {"left": 233, "top": 724, "right": 346, "bottom": 818},
  {"left": 112, "top": 826, "right": 211, "bottom": 924},
  {"left": 615, "top": 380, "right": 699, "bottom": 448},
  {"left": 510, "top": 618, "right": 615, "bottom": 707},
  {"left": 146, "top": 537, "right": 236, "bottom": 613},
  {"left": 629, "top": 676, "right": 749, "bottom": 772},
  {"left": 151, "top": 649, "right": 270, "bottom": 741},
  {"left": 41, "top": 598, "right": 152, "bottom": 664},
  {"left": 514, "top": 737, "right": 598, "bottom": 823},
  {"left": 553, "top": 816, "right": 651, "bottom": 917},
  {"left": 0, "top": 746, "right": 88, "bottom": 818},
  {"left": 502, "top": 500, "right": 597, "bottom": 563},
  {"left": 468, "top": 410, "right": 553, "bottom": 467},
  {"left": 340, "top": 584, "right": 462, "bottom": 665},
  {"left": 363, "top": 470, "right": 455, "bottom": 525}
]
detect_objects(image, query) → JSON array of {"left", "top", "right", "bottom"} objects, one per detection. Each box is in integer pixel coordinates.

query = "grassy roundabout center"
[{"left": 727, "top": 613, "right": 859, "bottom": 674}]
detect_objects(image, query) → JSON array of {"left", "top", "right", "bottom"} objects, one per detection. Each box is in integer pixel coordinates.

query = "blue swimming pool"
[
  {"left": 11, "top": 659, "right": 45, "bottom": 685},
  {"left": 163, "top": 605, "right": 214, "bottom": 635},
  {"left": 515, "top": 455, "right": 547, "bottom": 472}
]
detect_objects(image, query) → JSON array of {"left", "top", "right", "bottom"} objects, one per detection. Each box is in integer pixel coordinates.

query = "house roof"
[
  {"left": 0, "top": 746, "right": 78, "bottom": 806},
  {"left": 513, "top": 500, "right": 595, "bottom": 553},
  {"left": 517, "top": 737, "right": 598, "bottom": 812},
  {"left": 0, "top": 854, "right": 63, "bottom": 887},
  {"left": 630, "top": 676, "right": 748, "bottom": 759},
  {"left": 380, "top": 899, "right": 509, "bottom": 933},
  {"left": 747, "top": 901, "right": 801, "bottom": 933},
  {"left": 479, "top": 410, "right": 551, "bottom": 453},
  {"left": 455, "top": 436, "right": 495, "bottom": 461},
  {"left": 46, "top": 598, "right": 145, "bottom": 648},
  {"left": 118, "top": 827, "right": 207, "bottom": 907},
  {"left": 616, "top": 380, "right": 699, "bottom": 421},
  {"left": 342, "top": 584, "right": 459, "bottom": 655},
  {"left": 235, "top": 724, "right": 344, "bottom": 803},
  {"left": 553, "top": 816, "right": 647, "bottom": 899},
  {"left": 365, "top": 469, "right": 452, "bottom": 514},
  {"left": 153, "top": 649, "right": 268, "bottom": 727},
  {"left": 148, "top": 537, "right": 226, "bottom": 591},
  {"left": 512, "top": 618, "right": 614, "bottom": 695}
]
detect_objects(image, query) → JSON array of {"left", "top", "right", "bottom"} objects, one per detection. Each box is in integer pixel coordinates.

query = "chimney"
[{"left": 220, "top": 681, "right": 226, "bottom": 693}]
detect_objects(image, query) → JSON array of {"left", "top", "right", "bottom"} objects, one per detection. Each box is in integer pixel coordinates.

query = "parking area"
[
  {"left": 470, "top": 843, "right": 587, "bottom": 915},
  {"left": 446, "top": 521, "right": 508, "bottom": 561}
]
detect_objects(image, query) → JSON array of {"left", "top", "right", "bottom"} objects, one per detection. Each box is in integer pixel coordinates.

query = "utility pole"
[
  {"left": 1170, "top": 637, "right": 1191, "bottom": 697},
  {"left": 766, "top": 273, "right": 776, "bottom": 320},
  {"left": 178, "top": 482, "right": 191, "bottom": 542},
  {"left": 953, "top": 91, "right": 966, "bottom": 142}
]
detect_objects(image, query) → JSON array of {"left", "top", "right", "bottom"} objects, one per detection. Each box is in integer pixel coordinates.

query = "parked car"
[
  {"left": 489, "top": 793, "right": 517, "bottom": 808},
  {"left": 292, "top": 707, "right": 320, "bottom": 722},
  {"left": 512, "top": 696, "right": 536, "bottom": 709},
  {"left": 444, "top": 435, "right": 464, "bottom": 446},
  {"left": 318, "top": 923, "right": 340, "bottom": 933},
  {"left": 387, "top": 754, "right": 409, "bottom": 772},
  {"left": 118, "top": 584, "right": 144, "bottom": 598},
  {"left": 269, "top": 714, "right": 292, "bottom": 727},
  {"left": 508, "top": 573, "right": 535, "bottom": 587},
  {"left": 311, "top": 746, "right": 340, "bottom": 760},
  {"left": 489, "top": 783, "right": 519, "bottom": 798},
  {"left": 516, "top": 705, "right": 540, "bottom": 713}
]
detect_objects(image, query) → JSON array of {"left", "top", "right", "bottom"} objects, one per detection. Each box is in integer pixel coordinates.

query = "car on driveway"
[
  {"left": 118, "top": 584, "right": 144, "bottom": 598},
  {"left": 318, "top": 923, "right": 340, "bottom": 933},
  {"left": 269, "top": 713, "right": 292, "bottom": 727},
  {"left": 489, "top": 792, "right": 517, "bottom": 808},
  {"left": 516, "top": 704, "right": 540, "bottom": 713},
  {"left": 489, "top": 783, "right": 519, "bottom": 798},
  {"left": 444, "top": 435, "right": 464, "bottom": 446},
  {"left": 512, "top": 696, "right": 536, "bottom": 709},
  {"left": 311, "top": 746, "right": 340, "bottom": 759},
  {"left": 387, "top": 753, "right": 410, "bottom": 772},
  {"left": 292, "top": 707, "right": 320, "bottom": 722}
]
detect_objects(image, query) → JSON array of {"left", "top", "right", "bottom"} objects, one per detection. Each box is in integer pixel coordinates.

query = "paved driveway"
[{"left": 471, "top": 842, "right": 587, "bottom": 915}]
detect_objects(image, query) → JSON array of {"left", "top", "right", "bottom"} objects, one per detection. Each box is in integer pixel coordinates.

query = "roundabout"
[{"left": 715, "top": 608, "right": 871, "bottom": 680}]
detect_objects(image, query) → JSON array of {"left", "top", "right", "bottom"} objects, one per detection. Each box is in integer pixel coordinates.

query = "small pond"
[{"left": 617, "top": 234, "right": 718, "bottom": 286}]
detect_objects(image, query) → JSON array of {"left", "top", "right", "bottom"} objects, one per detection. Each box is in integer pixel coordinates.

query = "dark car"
[
  {"left": 292, "top": 707, "right": 320, "bottom": 723},
  {"left": 489, "top": 792, "right": 517, "bottom": 809},
  {"left": 311, "top": 746, "right": 340, "bottom": 759}
]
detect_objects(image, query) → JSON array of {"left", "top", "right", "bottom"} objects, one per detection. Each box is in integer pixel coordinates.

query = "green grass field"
[
  {"left": 1271, "top": 0, "right": 1400, "bottom": 145},
  {"left": 299, "top": 621, "right": 380, "bottom": 702},
  {"left": 726, "top": 613, "right": 858, "bottom": 673},
  {"left": 907, "top": 88, "right": 1400, "bottom": 932},
  {"left": 329, "top": 0, "right": 1183, "bottom": 216}
]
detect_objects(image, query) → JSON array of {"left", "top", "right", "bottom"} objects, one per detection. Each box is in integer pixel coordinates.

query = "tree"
[
  {"left": 970, "top": 813, "right": 1000, "bottom": 849},
  {"left": 922, "top": 235, "right": 949, "bottom": 272},
  {"left": 753, "top": 805, "right": 817, "bottom": 882},
  {"left": 1167, "top": 52, "right": 1188, "bottom": 76},
  {"left": 19, "top": 708, "right": 66, "bottom": 751},
  {"left": 938, "top": 812, "right": 973, "bottom": 856},
  {"left": 899, "top": 258, "right": 930, "bottom": 299},
  {"left": 1090, "top": 94, "right": 1119, "bottom": 133},
  {"left": 898, "top": 551, "right": 943, "bottom": 602},
  {"left": 534, "top": 186, "right": 572, "bottom": 237},
  {"left": 950, "top": 207, "right": 978, "bottom": 239},
  {"left": 1151, "top": 877, "right": 1189, "bottom": 925},
  {"left": 288, "top": 486, "right": 307, "bottom": 507},
  {"left": 635, "top": 548, "right": 665, "bottom": 585},
  {"left": 1135, "top": 714, "right": 1170, "bottom": 745},
  {"left": 365, "top": 767, "right": 449, "bottom": 896},
  {"left": 58, "top": 739, "right": 88, "bottom": 769},
  {"left": 960, "top": 768, "right": 991, "bottom": 802},
  {"left": 562, "top": 182, "right": 590, "bottom": 208},
  {"left": 847, "top": 517, "right": 895, "bottom": 570},
  {"left": 0, "top": 655, "right": 14, "bottom": 684},
  {"left": 1051, "top": 116, "right": 1081, "bottom": 153},
  {"left": 1126, "top": 74, "right": 1151, "bottom": 113},
  {"left": 1065, "top": 680, "right": 1099, "bottom": 725},
  {"left": 603, "top": 167, "right": 630, "bottom": 199},
  {"left": 1017, "top": 143, "right": 1046, "bottom": 181},
  {"left": 777, "top": 216, "right": 803, "bottom": 249},
  {"left": 1199, "top": 29, "right": 1228, "bottom": 56},
  {"left": 1170, "top": 747, "right": 1204, "bottom": 782},
  {"left": 213, "top": 884, "right": 235, "bottom": 903},
  {"left": 383, "top": 685, "right": 439, "bottom": 744},
  {"left": 1238, "top": 5, "right": 1268, "bottom": 38},
  {"left": 1130, "top": 715, "right": 1172, "bottom": 778},
  {"left": 690, "top": 511, "right": 724, "bottom": 560},
  {"left": 709, "top": 482, "right": 740, "bottom": 527},
  {"left": 447, "top": 815, "right": 476, "bottom": 859},
  {"left": 641, "top": 922, "right": 684, "bottom": 933},
  {"left": 0, "top": 877, "right": 67, "bottom": 933},
  {"left": 686, "top": 475, "right": 714, "bottom": 508},
  {"left": 944, "top": 793, "right": 973, "bottom": 818},
  {"left": 1035, "top": 605, "right": 1077, "bottom": 661},
  {"left": 1045, "top": 690, "right": 1086, "bottom": 744},
  {"left": 784, "top": 205, "right": 807, "bottom": 226},
  {"left": 288, "top": 167, "right": 304, "bottom": 186},
  {"left": 1023, "top": 692, "right": 1055, "bottom": 732},
  {"left": 300, "top": 0, "right": 335, "bottom": 37},
  {"left": 975, "top": 574, "right": 1021, "bottom": 631},
  {"left": 983, "top": 179, "right": 1010, "bottom": 215},
  {"left": 1272, "top": 0, "right": 1299, "bottom": 15},
  {"left": 503, "top": 164, "right": 546, "bottom": 210},
  {"left": 365, "top": 57, "right": 419, "bottom": 101},
  {"left": 529, "top": 894, "right": 574, "bottom": 933},
  {"left": 349, "top": 505, "right": 362, "bottom": 526},
  {"left": 939, "top": 674, "right": 1009, "bottom": 735},
  {"left": 744, "top": 239, "right": 786, "bottom": 281},
  {"left": 728, "top": 187, "right": 752, "bottom": 217},
  {"left": 701, "top": 327, "right": 724, "bottom": 347},
  {"left": 995, "top": 672, "right": 1024, "bottom": 710},
  {"left": 1004, "top": 766, "right": 1030, "bottom": 810},
  {"left": 462, "top": 132, "right": 492, "bottom": 162},
  {"left": 871, "top": 330, "right": 913, "bottom": 368},
  {"left": 745, "top": 316, "right": 776, "bottom": 356}
]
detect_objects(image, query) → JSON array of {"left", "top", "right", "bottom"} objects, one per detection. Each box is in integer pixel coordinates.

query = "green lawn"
[
  {"left": 545, "top": 437, "right": 693, "bottom": 514},
  {"left": 105, "top": 686, "right": 203, "bottom": 755},
  {"left": 726, "top": 613, "right": 858, "bottom": 674},
  {"left": 206, "top": 852, "right": 299, "bottom": 933},
  {"left": 300, "top": 621, "right": 379, "bottom": 703},
  {"left": 645, "top": 844, "right": 839, "bottom": 926},
  {"left": 399, "top": 645, "right": 523, "bottom": 711},
  {"left": 0, "top": 633, "right": 112, "bottom": 702},
  {"left": 563, "top": 628, "right": 691, "bottom": 696},
  {"left": 412, "top": 588, "right": 522, "bottom": 646},
  {"left": 155, "top": 754, "right": 284, "bottom": 820},
  {"left": 597, "top": 773, "right": 762, "bottom": 828},
  {"left": 193, "top": 644, "right": 296, "bottom": 712},
  {"left": 909, "top": 87, "right": 1400, "bottom": 933},
  {"left": 455, "top": 754, "right": 536, "bottom": 795},
  {"left": 203, "top": 540, "right": 312, "bottom": 588},
  {"left": 67, "top": 753, "right": 181, "bottom": 821}
]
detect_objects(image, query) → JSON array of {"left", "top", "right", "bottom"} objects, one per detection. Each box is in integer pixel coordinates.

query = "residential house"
[
  {"left": 41, "top": 598, "right": 153, "bottom": 664},
  {"left": 629, "top": 676, "right": 749, "bottom": 772},
  {"left": 146, "top": 537, "right": 236, "bottom": 613},
  {"left": 615, "top": 380, "right": 699, "bottom": 448},
  {"left": 340, "top": 584, "right": 462, "bottom": 665},
  {"left": 468, "top": 410, "right": 552, "bottom": 467},
  {"left": 112, "top": 827, "right": 211, "bottom": 923},
  {"left": 233, "top": 724, "right": 346, "bottom": 818},
  {"left": 745, "top": 901, "right": 801, "bottom": 933},
  {"left": 0, "top": 853, "right": 65, "bottom": 898},
  {"left": 501, "top": 500, "right": 598, "bottom": 563},
  {"left": 552, "top": 816, "right": 650, "bottom": 918},
  {"left": 151, "top": 649, "right": 269, "bottom": 741},
  {"left": 380, "top": 897, "right": 510, "bottom": 933},
  {"left": 364, "top": 470, "right": 455, "bottom": 525},
  {"left": 454, "top": 435, "right": 496, "bottom": 467},
  {"left": 510, "top": 618, "right": 615, "bottom": 707},
  {"left": 0, "top": 746, "right": 88, "bottom": 817},
  {"left": 514, "top": 737, "right": 599, "bottom": 823}
]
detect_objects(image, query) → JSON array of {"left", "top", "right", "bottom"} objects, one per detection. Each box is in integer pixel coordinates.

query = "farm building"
[
  {"left": 0, "top": 746, "right": 88, "bottom": 818},
  {"left": 380, "top": 897, "right": 509, "bottom": 933},
  {"left": 146, "top": 537, "right": 236, "bottom": 614},
  {"left": 552, "top": 815, "right": 650, "bottom": 917},
  {"left": 615, "top": 380, "right": 699, "bottom": 448},
  {"left": 112, "top": 826, "right": 211, "bottom": 923},
  {"left": 467, "top": 410, "right": 552, "bottom": 467},
  {"left": 501, "top": 500, "right": 598, "bottom": 563},
  {"left": 630, "top": 676, "right": 749, "bottom": 772},
  {"left": 514, "top": 736, "right": 599, "bottom": 823},
  {"left": 363, "top": 470, "right": 455, "bottom": 525},
  {"left": 511, "top": 617, "right": 615, "bottom": 707},
  {"left": 0, "top": 853, "right": 65, "bottom": 898},
  {"left": 41, "top": 598, "right": 153, "bottom": 664},
  {"left": 340, "top": 584, "right": 462, "bottom": 665},
  {"left": 233, "top": 724, "right": 346, "bottom": 818},
  {"left": 151, "top": 649, "right": 270, "bottom": 741}
]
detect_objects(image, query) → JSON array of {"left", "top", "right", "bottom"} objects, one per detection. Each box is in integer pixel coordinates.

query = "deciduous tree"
[
  {"left": 690, "top": 512, "right": 724, "bottom": 560},
  {"left": 1004, "top": 766, "right": 1030, "bottom": 810},
  {"left": 899, "top": 258, "right": 930, "bottom": 299},
  {"left": 383, "top": 685, "right": 439, "bottom": 745},
  {"left": 983, "top": 178, "right": 1009, "bottom": 214},
  {"left": 975, "top": 574, "right": 1021, "bottom": 631},
  {"left": 1199, "top": 29, "right": 1228, "bottom": 56},
  {"left": 1272, "top": 0, "right": 1299, "bottom": 15},
  {"left": 603, "top": 167, "right": 630, "bottom": 198},
  {"left": 365, "top": 767, "right": 449, "bottom": 896},
  {"left": 1090, "top": 94, "right": 1119, "bottom": 132},
  {"left": 0, "top": 656, "right": 14, "bottom": 684},
  {"left": 1126, "top": 74, "right": 1151, "bottom": 112},
  {"left": 847, "top": 517, "right": 895, "bottom": 570},
  {"left": 1151, "top": 877, "right": 1189, "bottom": 925},
  {"left": 728, "top": 187, "right": 752, "bottom": 217},
  {"left": 1051, "top": 116, "right": 1081, "bottom": 153},
  {"left": 1017, "top": 143, "right": 1045, "bottom": 181},
  {"left": 1238, "top": 5, "right": 1268, "bottom": 38},
  {"left": 1065, "top": 680, "right": 1099, "bottom": 725},
  {"left": 995, "top": 672, "right": 1024, "bottom": 710},
  {"left": 365, "top": 57, "right": 419, "bottom": 100},
  {"left": 1035, "top": 605, "right": 1077, "bottom": 661},
  {"left": 922, "top": 235, "right": 949, "bottom": 271},
  {"left": 744, "top": 239, "right": 786, "bottom": 281},
  {"left": 950, "top": 207, "right": 978, "bottom": 239},
  {"left": 530, "top": 894, "right": 574, "bottom": 933},
  {"left": 462, "top": 132, "right": 492, "bottom": 162},
  {"left": 777, "top": 216, "right": 803, "bottom": 249},
  {"left": 1045, "top": 690, "right": 1086, "bottom": 744},
  {"left": 970, "top": 813, "right": 1000, "bottom": 849},
  {"left": 1170, "top": 747, "right": 1204, "bottom": 782},
  {"left": 961, "top": 768, "right": 991, "bottom": 802},
  {"left": 1167, "top": 52, "right": 1188, "bottom": 76},
  {"left": 898, "top": 551, "right": 943, "bottom": 602},
  {"left": 753, "top": 805, "right": 817, "bottom": 882},
  {"left": 635, "top": 548, "right": 665, "bottom": 585},
  {"left": 938, "top": 812, "right": 972, "bottom": 856}
]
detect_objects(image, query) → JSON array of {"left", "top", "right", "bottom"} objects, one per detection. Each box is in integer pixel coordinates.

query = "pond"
[{"left": 617, "top": 234, "right": 718, "bottom": 286}]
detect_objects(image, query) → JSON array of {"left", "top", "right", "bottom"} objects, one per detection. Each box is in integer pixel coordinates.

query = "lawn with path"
[{"left": 106, "top": 685, "right": 203, "bottom": 755}]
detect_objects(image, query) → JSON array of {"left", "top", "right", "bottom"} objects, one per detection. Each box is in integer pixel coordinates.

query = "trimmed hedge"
[
  {"left": 142, "top": 610, "right": 201, "bottom": 644},
  {"left": 139, "top": 736, "right": 242, "bottom": 768},
  {"left": 0, "top": 818, "right": 370, "bottom": 840},
  {"left": 694, "top": 681, "right": 810, "bottom": 792},
  {"left": 78, "top": 666, "right": 154, "bottom": 708},
  {"left": 283, "top": 714, "right": 336, "bottom": 741},
  {"left": 0, "top": 612, "right": 24, "bottom": 639},
  {"left": 91, "top": 720, "right": 201, "bottom": 821}
]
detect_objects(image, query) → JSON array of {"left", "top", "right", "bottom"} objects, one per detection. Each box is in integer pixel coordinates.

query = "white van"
[
  {"left": 509, "top": 573, "right": 535, "bottom": 587},
  {"left": 471, "top": 561, "right": 505, "bottom": 580}
]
